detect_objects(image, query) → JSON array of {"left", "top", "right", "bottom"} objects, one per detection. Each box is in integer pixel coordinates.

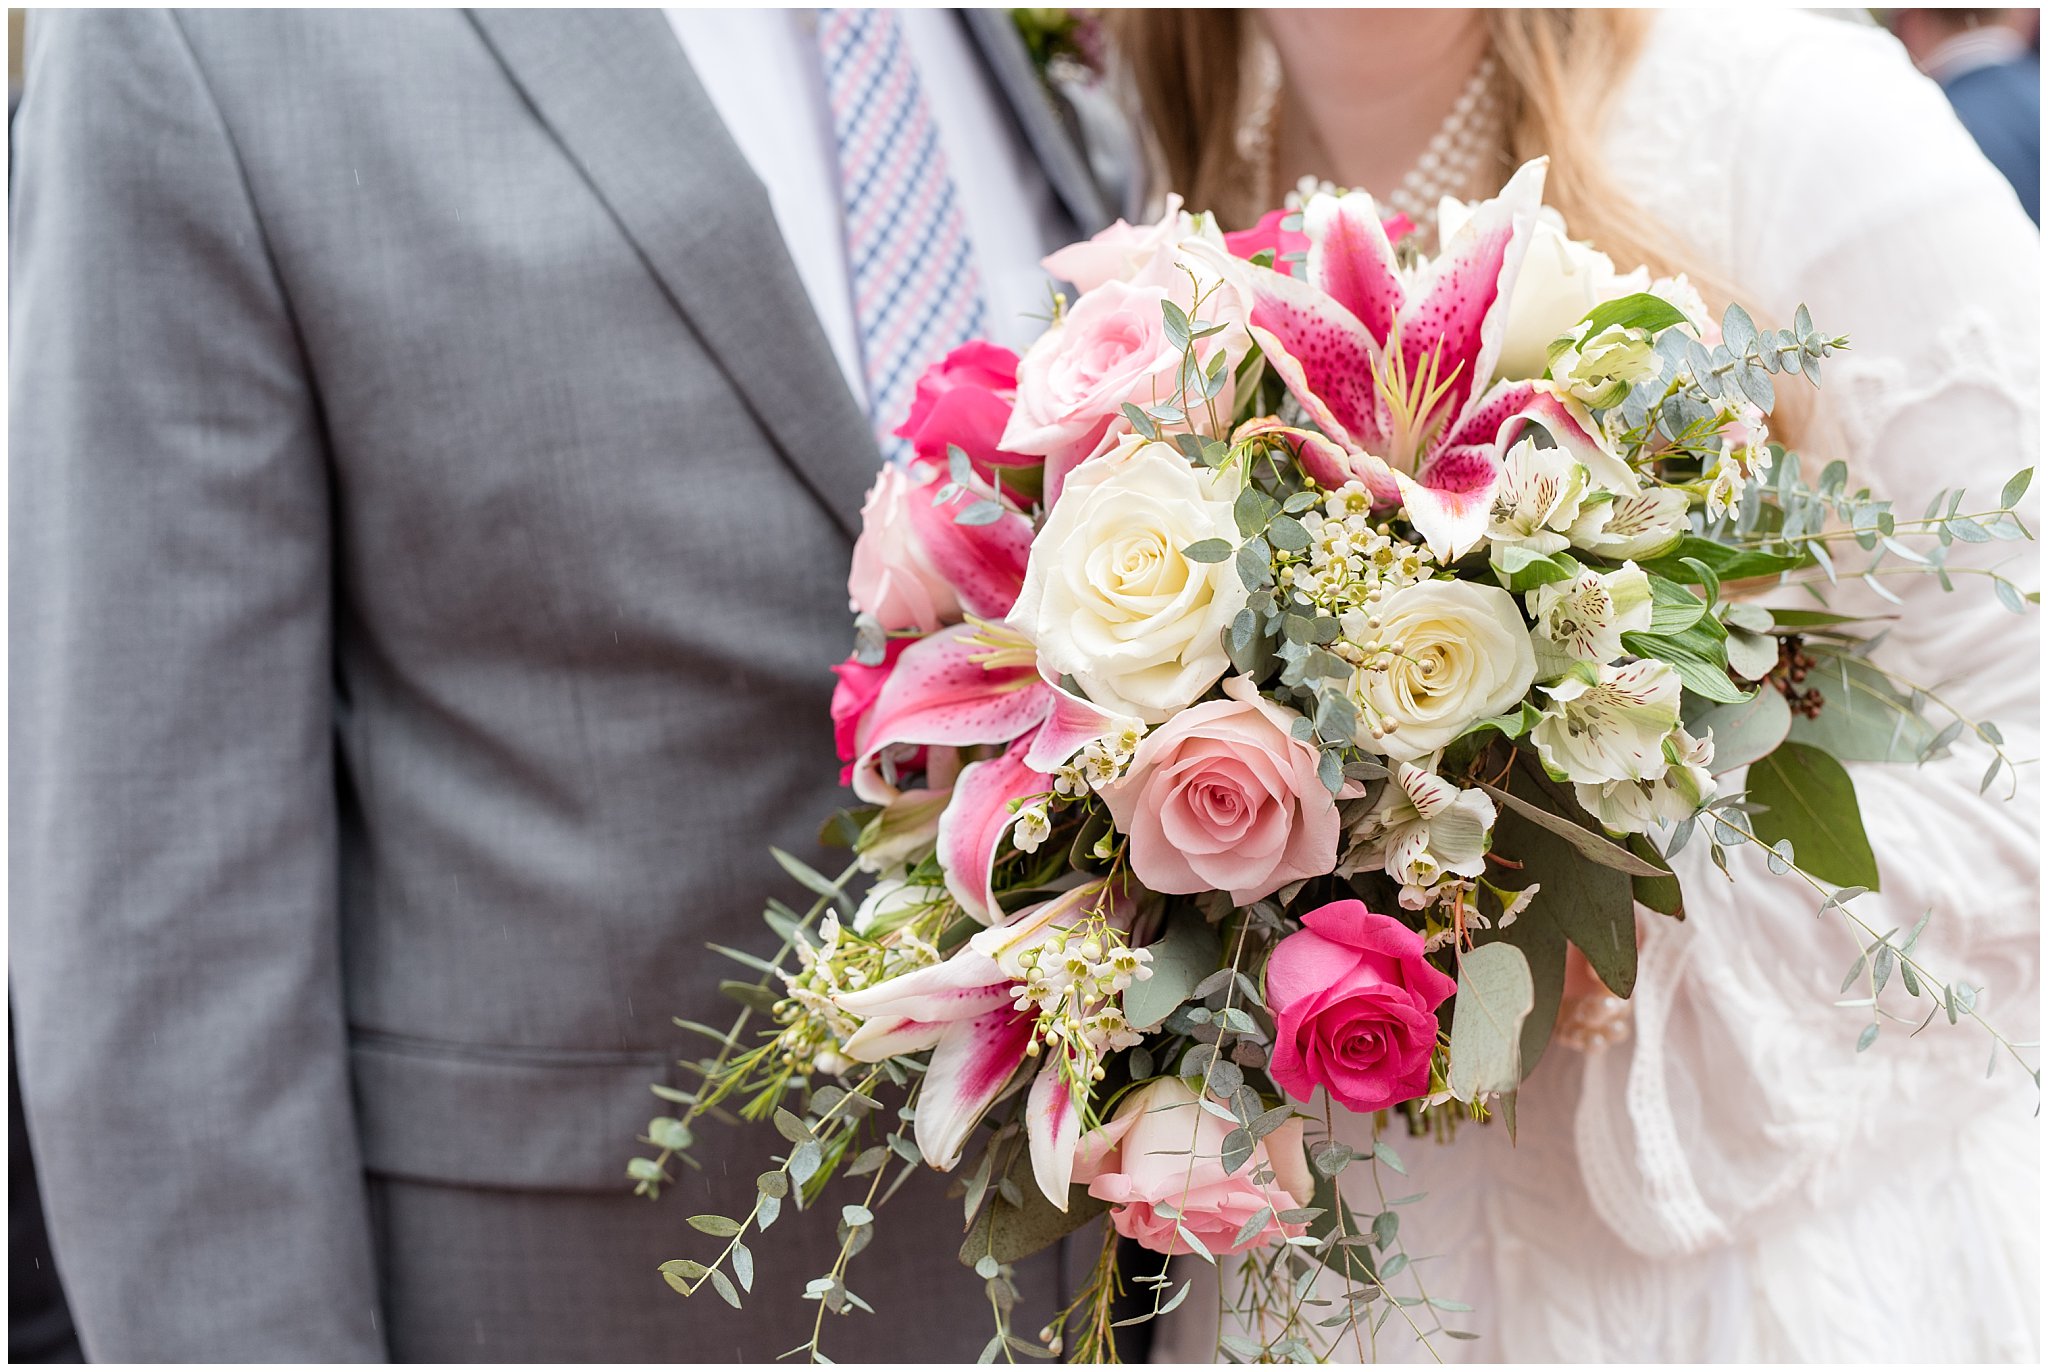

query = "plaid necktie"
[{"left": 815, "top": 9, "right": 991, "bottom": 461}]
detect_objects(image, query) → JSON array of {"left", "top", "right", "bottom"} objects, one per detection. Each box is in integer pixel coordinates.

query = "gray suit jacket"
[{"left": 9, "top": 8, "right": 1113, "bottom": 1359}]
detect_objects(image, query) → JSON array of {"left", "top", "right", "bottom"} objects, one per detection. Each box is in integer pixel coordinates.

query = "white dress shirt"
[{"left": 665, "top": 8, "right": 1068, "bottom": 408}]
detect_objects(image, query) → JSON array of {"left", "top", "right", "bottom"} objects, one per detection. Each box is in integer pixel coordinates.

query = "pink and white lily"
[
  {"left": 848, "top": 621, "right": 1126, "bottom": 922},
  {"left": 1199, "top": 159, "right": 1619, "bottom": 560},
  {"left": 834, "top": 881, "right": 1128, "bottom": 1207}
]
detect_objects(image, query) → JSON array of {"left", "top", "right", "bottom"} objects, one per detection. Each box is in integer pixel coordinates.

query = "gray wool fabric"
[{"left": 9, "top": 8, "right": 1107, "bottom": 1359}]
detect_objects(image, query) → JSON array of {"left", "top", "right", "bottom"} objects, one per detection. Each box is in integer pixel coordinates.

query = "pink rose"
[
  {"left": 893, "top": 342, "right": 1036, "bottom": 485},
  {"left": 998, "top": 274, "right": 1172, "bottom": 477},
  {"left": 830, "top": 636, "right": 912, "bottom": 785},
  {"left": 1222, "top": 209, "right": 1308, "bottom": 266},
  {"left": 1041, "top": 196, "right": 1189, "bottom": 293},
  {"left": 848, "top": 464, "right": 1033, "bottom": 633},
  {"left": 1225, "top": 208, "right": 1415, "bottom": 270},
  {"left": 1098, "top": 677, "right": 1339, "bottom": 905},
  {"left": 1072, "top": 1076, "right": 1313, "bottom": 1257},
  {"left": 1265, "top": 900, "right": 1456, "bottom": 1114}
]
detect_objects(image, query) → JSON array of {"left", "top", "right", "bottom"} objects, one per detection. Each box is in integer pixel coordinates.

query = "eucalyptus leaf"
[
  {"left": 1745, "top": 742, "right": 1881, "bottom": 890},
  {"left": 1124, "top": 917, "right": 1223, "bottom": 1031},
  {"left": 1447, "top": 943, "right": 1535, "bottom": 1101},
  {"left": 1684, "top": 685, "right": 1792, "bottom": 773}
]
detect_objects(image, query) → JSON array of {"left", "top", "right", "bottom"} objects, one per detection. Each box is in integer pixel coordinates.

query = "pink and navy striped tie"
[{"left": 816, "top": 9, "right": 990, "bottom": 462}]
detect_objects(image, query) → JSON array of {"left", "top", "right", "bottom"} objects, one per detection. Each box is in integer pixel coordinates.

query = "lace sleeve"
[{"left": 1577, "top": 15, "right": 2041, "bottom": 1261}]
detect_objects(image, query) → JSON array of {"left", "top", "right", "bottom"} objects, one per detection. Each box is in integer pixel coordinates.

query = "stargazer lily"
[
  {"left": 1196, "top": 158, "right": 1626, "bottom": 561},
  {"left": 849, "top": 620, "right": 1127, "bottom": 922},
  {"left": 834, "top": 881, "right": 1132, "bottom": 1207}
]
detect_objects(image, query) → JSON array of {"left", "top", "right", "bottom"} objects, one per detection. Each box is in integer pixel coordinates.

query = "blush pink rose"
[
  {"left": 1041, "top": 196, "right": 1189, "bottom": 293},
  {"left": 1072, "top": 1076, "right": 1313, "bottom": 1257},
  {"left": 1098, "top": 677, "right": 1339, "bottom": 905},
  {"left": 830, "top": 636, "right": 912, "bottom": 785},
  {"left": 893, "top": 342, "right": 1035, "bottom": 484},
  {"left": 848, "top": 464, "right": 1033, "bottom": 633},
  {"left": 999, "top": 274, "right": 1179, "bottom": 477},
  {"left": 1265, "top": 900, "right": 1456, "bottom": 1114}
]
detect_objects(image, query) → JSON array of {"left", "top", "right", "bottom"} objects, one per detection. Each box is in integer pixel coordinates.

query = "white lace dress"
[{"left": 1158, "top": 10, "right": 2041, "bottom": 1362}]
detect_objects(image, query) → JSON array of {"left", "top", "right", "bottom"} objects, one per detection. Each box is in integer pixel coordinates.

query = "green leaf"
[
  {"left": 1645, "top": 575, "right": 1708, "bottom": 635},
  {"left": 1643, "top": 537, "right": 1804, "bottom": 586},
  {"left": 1786, "top": 651, "right": 1939, "bottom": 763},
  {"left": 1580, "top": 291, "right": 1690, "bottom": 338},
  {"left": 1627, "top": 834, "right": 1684, "bottom": 918},
  {"left": 1122, "top": 916, "right": 1223, "bottom": 1031},
  {"left": 709, "top": 1268, "right": 742, "bottom": 1309},
  {"left": 1306, "top": 1159, "right": 1378, "bottom": 1287},
  {"left": 1182, "top": 538, "right": 1234, "bottom": 564},
  {"left": 2000, "top": 466, "right": 2033, "bottom": 509},
  {"left": 770, "top": 847, "right": 848, "bottom": 902},
  {"left": 689, "top": 1214, "right": 744, "bottom": 1238},
  {"left": 1485, "top": 782, "right": 1638, "bottom": 998},
  {"left": 1621, "top": 627, "right": 1749, "bottom": 705},
  {"left": 1472, "top": 880, "right": 1567, "bottom": 1083},
  {"left": 1724, "top": 627, "right": 1780, "bottom": 682},
  {"left": 1447, "top": 943, "right": 1535, "bottom": 1101},
  {"left": 732, "top": 1241, "right": 755, "bottom": 1293},
  {"left": 1745, "top": 742, "right": 1882, "bottom": 890},
  {"left": 957, "top": 1180, "right": 1109, "bottom": 1267},
  {"left": 1476, "top": 780, "right": 1664, "bottom": 877},
  {"left": 1684, "top": 685, "right": 1792, "bottom": 773},
  {"left": 1234, "top": 485, "right": 1280, "bottom": 539},
  {"left": 1491, "top": 543, "right": 1577, "bottom": 593}
]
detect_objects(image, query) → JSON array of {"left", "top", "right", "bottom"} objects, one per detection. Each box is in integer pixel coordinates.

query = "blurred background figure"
[{"left": 1889, "top": 7, "right": 2040, "bottom": 221}]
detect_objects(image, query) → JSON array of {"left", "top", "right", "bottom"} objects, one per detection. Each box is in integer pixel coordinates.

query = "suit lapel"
[
  {"left": 468, "top": 8, "right": 877, "bottom": 541},
  {"left": 958, "top": 7, "right": 1114, "bottom": 237}
]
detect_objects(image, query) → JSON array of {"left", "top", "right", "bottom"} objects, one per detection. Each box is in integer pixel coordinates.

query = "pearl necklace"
[{"left": 1243, "top": 44, "right": 1505, "bottom": 242}]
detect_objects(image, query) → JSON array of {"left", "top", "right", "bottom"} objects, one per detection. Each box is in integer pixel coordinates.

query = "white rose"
[
  {"left": 1008, "top": 435, "right": 1247, "bottom": 723},
  {"left": 1349, "top": 580, "right": 1537, "bottom": 762},
  {"left": 1440, "top": 199, "right": 1648, "bottom": 382}
]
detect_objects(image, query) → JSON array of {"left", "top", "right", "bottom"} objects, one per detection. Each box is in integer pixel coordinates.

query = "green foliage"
[
  {"left": 1447, "top": 943, "right": 1535, "bottom": 1101},
  {"left": 1684, "top": 686, "right": 1792, "bottom": 773},
  {"left": 1745, "top": 742, "right": 1881, "bottom": 890},
  {"left": 1122, "top": 915, "right": 1222, "bottom": 1031}
]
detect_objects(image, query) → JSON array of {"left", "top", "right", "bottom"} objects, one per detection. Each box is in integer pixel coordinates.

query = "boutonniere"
[{"left": 1010, "top": 7, "right": 1104, "bottom": 85}]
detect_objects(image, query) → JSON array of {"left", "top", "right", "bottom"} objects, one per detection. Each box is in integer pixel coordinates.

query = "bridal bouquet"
[{"left": 633, "top": 158, "right": 2035, "bottom": 1361}]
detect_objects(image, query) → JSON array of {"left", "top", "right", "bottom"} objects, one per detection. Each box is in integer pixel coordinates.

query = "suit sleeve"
[{"left": 8, "top": 10, "right": 387, "bottom": 1359}]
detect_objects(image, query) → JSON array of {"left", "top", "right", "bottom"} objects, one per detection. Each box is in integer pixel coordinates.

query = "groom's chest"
[{"left": 195, "top": 11, "right": 874, "bottom": 658}]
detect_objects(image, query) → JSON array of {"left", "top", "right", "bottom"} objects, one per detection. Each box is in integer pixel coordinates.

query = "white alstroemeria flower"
[
  {"left": 1574, "top": 727, "right": 1718, "bottom": 833},
  {"left": 1546, "top": 322, "right": 1660, "bottom": 409},
  {"left": 1568, "top": 485, "right": 1691, "bottom": 560},
  {"left": 1351, "top": 761, "right": 1499, "bottom": 904},
  {"left": 1528, "top": 562, "right": 1654, "bottom": 671},
  {"left": 1531, "top": 659, "right": 1684, "bottom": 784},
  {"left": 1486, "top": 437, "right": 1588, "bottom": 556}
]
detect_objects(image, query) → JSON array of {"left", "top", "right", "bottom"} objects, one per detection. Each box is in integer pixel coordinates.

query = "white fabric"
[
  {"left": 664, "top": 8, "right": 1068, "bottom": 407},
  {"left": 1159, "top": 10, "right": 2041, "bottom": 1361}
]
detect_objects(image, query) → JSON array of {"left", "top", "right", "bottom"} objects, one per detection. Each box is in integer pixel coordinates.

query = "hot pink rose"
[
  {"left": 1265, "top": 900, "right": 1456, "bottom": 1114},
  {"left": 1072, "top": 1076, "right": 1313, "bottom": 1257},
  {"left": 847, "top": 464, "right": 1033, "bottom": 633},
  {"left": 893, "top": 342, "right": 1035, "bottom": 484},
  {"left": 1098, "top": 677, "right": 1339, "bottom": 905},
  {"left": 1222, "top": 209, "right": 1309, "bottom": 266},
  {"left": 1225, "top": 208, "right": 1415, "bottom": 270},
  {"left": 830, "top": 636, "right": 912, "bottom": 785}
]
